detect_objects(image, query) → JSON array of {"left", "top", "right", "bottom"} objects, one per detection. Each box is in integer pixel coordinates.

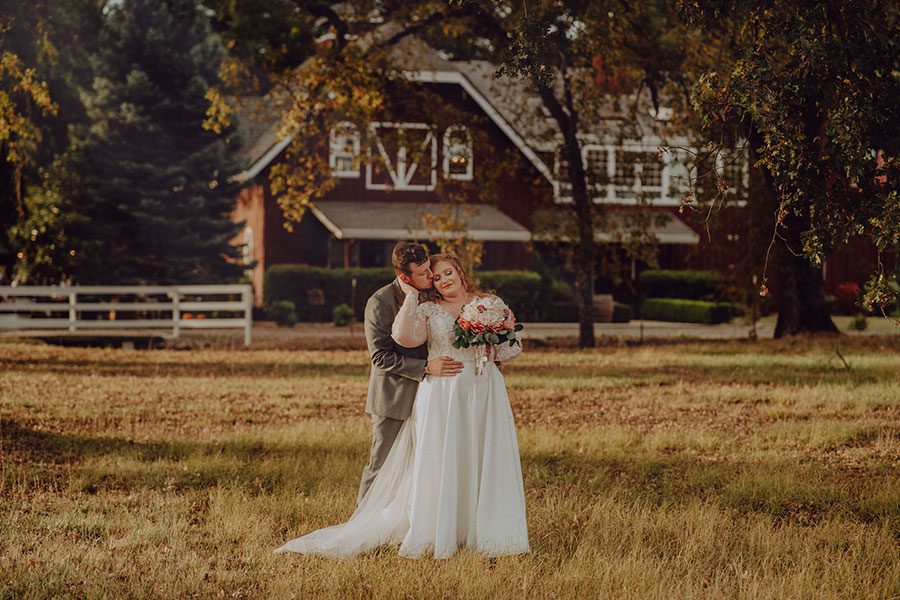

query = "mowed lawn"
[{"left": 1, "top": 336, "right": 898, "bottom": 599}]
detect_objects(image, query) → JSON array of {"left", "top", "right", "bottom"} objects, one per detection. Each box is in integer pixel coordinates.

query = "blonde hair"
[{"left": 419, "top": 253, "right": 487, "bottom": 303}]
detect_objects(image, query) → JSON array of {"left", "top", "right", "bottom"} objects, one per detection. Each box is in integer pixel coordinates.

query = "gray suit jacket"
[{"left": 364, "top": 279, "right": 428, "bottom": 419}]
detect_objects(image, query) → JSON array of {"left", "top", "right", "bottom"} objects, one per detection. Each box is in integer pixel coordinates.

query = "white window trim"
[
  {"left": 442, "top": 125, "right": 473, "bottom": 181},
  {"left": 366, "top": 122, "right": 437, "bottom": 191},
  {"left": 329, "top": 121, "right": 361, "bottom": 178},
  {"left": 554, "top": 140, "right": 748, "bottom": 207}
]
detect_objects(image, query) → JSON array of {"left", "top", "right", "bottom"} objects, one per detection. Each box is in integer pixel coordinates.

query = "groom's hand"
[{"left": 426, "top": 356, "right": 464, "bottom": 377}]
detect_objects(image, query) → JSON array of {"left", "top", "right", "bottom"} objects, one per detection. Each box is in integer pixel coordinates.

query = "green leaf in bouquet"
[
  {"left": 514, "top": 323, "right": 524, "bottom": 332},
  {"left": 506, "top": 332, "right": 516, "bottom": 341},
  {"left": 488, "top": 333, "right": 500, "bottom": 344}
]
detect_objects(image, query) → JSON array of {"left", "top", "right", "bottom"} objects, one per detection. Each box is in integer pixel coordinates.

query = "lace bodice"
[{"left": 392, "top": 294, "right": 523, "bottom": 363}]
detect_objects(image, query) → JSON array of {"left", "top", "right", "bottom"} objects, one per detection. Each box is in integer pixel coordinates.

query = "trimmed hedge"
[
  {"left": 612, "top": 301, "right": 632, "bottom": 323},
  {"left": 265, "top": 266, "right": 394, "bottom": 322},
  {"left": 264, "top": 265, "right": 541, "bottom": 322},
  {"left": 476, "top": 271, "right": 541, "bottom": 321},
  {"left": 638, "top": 270, "right": 727, "bottom": 301},
  {"left": 640, "top": 298, "right": 734, "bottom": 324}
]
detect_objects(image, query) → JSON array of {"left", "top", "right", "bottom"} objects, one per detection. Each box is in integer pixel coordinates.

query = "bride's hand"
[{"left": 398, "top": 278, "right": 418, "bottom": 297}]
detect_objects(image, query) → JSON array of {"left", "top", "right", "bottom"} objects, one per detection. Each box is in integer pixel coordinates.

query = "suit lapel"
[{"left": 390, "top": 278, "right": 405, "bottom": 308}]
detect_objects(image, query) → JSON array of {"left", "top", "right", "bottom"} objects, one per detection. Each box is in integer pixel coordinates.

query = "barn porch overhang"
[
  {"left": 309, "top": 201, "right": 531, "bottom": 242},
  {"left": 532, "top": 208, "right": 700, "bottom": 245}
]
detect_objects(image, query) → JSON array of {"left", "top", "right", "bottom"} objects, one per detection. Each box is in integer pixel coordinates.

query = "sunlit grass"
[{"left": 1, "top": 337, "right": 898, "bottom": 598}]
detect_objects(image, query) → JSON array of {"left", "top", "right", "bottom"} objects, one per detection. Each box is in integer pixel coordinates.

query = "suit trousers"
[{"left": 357, "top": 414, "right": 405, "bottom": 505}]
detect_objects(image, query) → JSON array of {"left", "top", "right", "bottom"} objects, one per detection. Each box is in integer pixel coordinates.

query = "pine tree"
[{"left": 70, "top": 0, "right": 244, "bottom": 284}]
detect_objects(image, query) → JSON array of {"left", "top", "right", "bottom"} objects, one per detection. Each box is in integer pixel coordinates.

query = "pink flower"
[{"left": 501, "top": 319, "right": 515, "bottom": 330}]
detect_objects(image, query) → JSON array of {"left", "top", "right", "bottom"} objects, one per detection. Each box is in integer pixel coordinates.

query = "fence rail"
[{"left": 0, "top": 284, "right": 253, "bottom": 346}]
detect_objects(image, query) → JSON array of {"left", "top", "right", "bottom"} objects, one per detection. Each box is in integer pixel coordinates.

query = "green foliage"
[
  {"left": 637, "top": 270, "right": 728, "bottom": 301},
  {"left": 64, "top": 0, "right": 245, "bottom": 284},
  {"left": 612, "top": 301, "right": 633, "bottom": 323},
  {"left": 332, "top": 303, "right": 353, "bottom": 327},
  {"left": 1, "top": 1, "right": 105, "bottom": 279},
  {"left": 9, "top": 168, "right": 86, "bottom": 284},
  {"left": 475, "top": 271, "right": 542, "bottom": 321},
  {"left": 266, "top": 300, "right": 296, "bottom": 328},
  {"left": 265, "top": 266, "right": 394, "bottom": 322},
  {"left": 640, "top": 298, "right": 734, "bottom": 324},
  {"left": 265, "top": 266, "right": 544, "bottom": 323},
  {"left": 685, "top": 0, "right": 899, "bottom": 311},
  {"left": 849, "top": 313, "right": 868, "bottom": 332}
]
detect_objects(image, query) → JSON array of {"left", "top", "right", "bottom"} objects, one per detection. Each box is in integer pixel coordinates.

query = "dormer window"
[
  {"left": 329, "top": 121, "right": 360, "bottom": 177},
  {"left": 443, "top": 125, "right": 473, "bottom": 180}
]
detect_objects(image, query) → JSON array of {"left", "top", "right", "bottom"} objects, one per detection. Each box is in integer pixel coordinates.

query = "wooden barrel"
[{"left": 592, "top": 294, "right": 614, "bottom": 323}]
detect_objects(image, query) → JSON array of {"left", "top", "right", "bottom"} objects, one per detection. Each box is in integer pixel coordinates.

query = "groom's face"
[{"left": 400, "top": 260, "right": 434, "bottom": 291}]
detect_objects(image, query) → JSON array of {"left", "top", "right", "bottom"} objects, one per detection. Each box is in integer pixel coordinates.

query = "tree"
[
  {"left": 65, "top": 0, "right": 246, "bottom": 284},
  {"left": 208, "top": 1, "right": 695, "bottom": 347},
  {"left": 0, "top": 1, "right": 105, "bottom": 281},
  {"left": 682, "top": 0, "right": 899, "bottom": 334}
]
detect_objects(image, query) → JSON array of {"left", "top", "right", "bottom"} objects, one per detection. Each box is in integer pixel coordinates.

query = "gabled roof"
[
  {"left": 233, "top": 36, "right": 561, "bottom": 184},
  {"left": 234, "top": 35, "right": 672, "bottom": 185}
]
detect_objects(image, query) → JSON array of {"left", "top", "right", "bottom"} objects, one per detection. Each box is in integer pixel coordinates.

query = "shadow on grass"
[
  {"left": 522, "top": 448, "right": 899, "bottom": 528},
  {"left": 2, "top": 419, "right": 365, "bottom": 495},
  {"left": 2, "top": 358, "right": 370, "bottom": 379},
  {"left": 512, "top": 363, "right": 883, "bottom": 387},
  {"left": 4, "top": 420, "right": 896, "bottom": 529}
]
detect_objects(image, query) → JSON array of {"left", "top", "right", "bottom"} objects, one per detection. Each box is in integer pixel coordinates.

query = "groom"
[{"left": 357, "top": 241, "right": 464, "bottom": 504}]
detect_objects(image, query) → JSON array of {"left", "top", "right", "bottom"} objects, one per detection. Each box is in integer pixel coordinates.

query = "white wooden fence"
[{"left": 0, "top": 284, "right": 253, "bottom": 346}]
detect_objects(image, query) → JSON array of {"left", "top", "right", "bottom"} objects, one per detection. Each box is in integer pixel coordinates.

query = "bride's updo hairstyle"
[{"left": 419, "top": 253, "right": 488, "bottom": 303}]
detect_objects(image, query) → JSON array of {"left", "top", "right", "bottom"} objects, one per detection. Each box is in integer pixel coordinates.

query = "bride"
[{"left": 275, "top": 252, "right": 529, "bottom": 559}]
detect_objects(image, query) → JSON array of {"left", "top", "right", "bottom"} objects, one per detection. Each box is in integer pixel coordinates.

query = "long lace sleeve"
[
  {"left": 491, "top": 295, "right": 523, "bottom": 362},
  {"left": 391, "top": 294, "right": 428, "bottom": 348},
  {"left": 494, "top": 339, "right": 522, "bottom": 362}
]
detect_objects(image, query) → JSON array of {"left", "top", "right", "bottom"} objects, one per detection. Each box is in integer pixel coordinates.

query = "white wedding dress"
[{"left": 275, "top": 295, "right": 529, "bottom": 559}]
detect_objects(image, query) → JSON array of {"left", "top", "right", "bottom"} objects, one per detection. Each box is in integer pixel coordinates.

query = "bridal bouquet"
[{"left": 452, "top": 296, "right": 524, "bottom": 374}]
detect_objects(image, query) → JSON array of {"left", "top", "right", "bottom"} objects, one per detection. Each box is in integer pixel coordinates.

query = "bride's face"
[{"left": 431, "top": 260, "right": 465, "bottom": 298}]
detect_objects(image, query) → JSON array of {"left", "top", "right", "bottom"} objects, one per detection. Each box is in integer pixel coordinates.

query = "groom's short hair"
[{"left": 391, "top": 242, "right": 429, "bottom": 276}]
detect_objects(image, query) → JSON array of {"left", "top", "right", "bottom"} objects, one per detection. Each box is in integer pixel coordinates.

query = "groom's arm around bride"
[{"left": 357, "top": 242, "right": 462, "bottom": 505}]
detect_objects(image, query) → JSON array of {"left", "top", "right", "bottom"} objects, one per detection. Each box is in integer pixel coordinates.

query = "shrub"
[
  {"left": 265, "top": 265, "right": 542, "bottom": 322},
  {"left": 266, "top": 300, "right": 297, "bottom": 328},
  {"left": 640, "top": 298, "right": 734, "bottom": 324},
  {"left": 833, "top": 281, "right": 861, "bottom": 315},
  {"left": 332, "top": 303, "right": 353, "bottom": 327},
  {"left": 265, "top": 266, "right": 394, "bottom": 322},
  {"left": 476, "top": 271, "right": 541, "bottom": 321},
  {"left": 612, "top": 301, "right": 632, "bottom": 323},
  {"left": 547, "top": 300, "right": 579, "bottom": 322},
  {"left": 849, "top": 313, "right": 868, "bottom": 331},
  {"left": 637, "top": 270, "right": 727, "bottom": 301}
]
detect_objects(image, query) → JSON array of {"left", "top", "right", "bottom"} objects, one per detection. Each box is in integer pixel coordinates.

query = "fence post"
[
  {"left": 68, "top": 292, "right": 77, "bottom": 332},
  {"left": 243, "top": 286, "right": 252, "bottom": 347},
  {"left": 172, "top": 290, "right": 181, "bottom": 340}
]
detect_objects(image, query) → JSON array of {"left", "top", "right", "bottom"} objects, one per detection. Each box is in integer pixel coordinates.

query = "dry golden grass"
[{"left": 1, "top": 336, "right": 899, "bottom": 599}]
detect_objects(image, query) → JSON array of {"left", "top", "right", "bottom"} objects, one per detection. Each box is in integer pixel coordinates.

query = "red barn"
[{"left": 230, "top": 36, "right": 761, "bottom": 306}]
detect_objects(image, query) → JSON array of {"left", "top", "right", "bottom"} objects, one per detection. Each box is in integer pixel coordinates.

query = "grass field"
[{"left": 1, "top": 335, "right": 899, "bottom": 599}]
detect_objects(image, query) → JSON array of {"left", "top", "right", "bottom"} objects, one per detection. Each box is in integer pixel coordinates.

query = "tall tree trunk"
[
  {"left": 748, "top": 131, "right": 838, "bottom": 337},
  {"left": 536, "top": 80, "right": 595, "bottom": 348},
  {"left": 773, "top": 215, "right": 838, "bottom": 337},
  {"left": 564, "top": 129, "right": 595, "bottom": 348}
]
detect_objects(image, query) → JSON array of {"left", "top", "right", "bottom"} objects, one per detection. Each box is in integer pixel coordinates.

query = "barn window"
[
  {"left": 329, "top": 122, "right": 360, "bottom": 177},
  {"left": 443, "top": 125, "right": 473, "bottom": 180}
]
